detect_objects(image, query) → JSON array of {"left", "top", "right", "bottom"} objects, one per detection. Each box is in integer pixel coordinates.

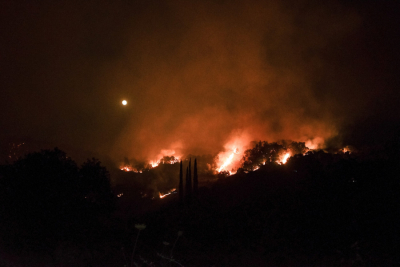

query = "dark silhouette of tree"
[
  {"left": 0, "top": 148, "right": 82, "bottom": 245},
  {"left": 79, "top": 158, "right": 115, "bottom": 215},
  {"left": 0, "top": 148, "right": 116, "bottom": 251},
  {"left": 179, "top": 160, "right": 183, "bottom": 204},
  {"left": 189, "top": 158, "right": 192, "bottom": 187},
  {"left": 185, "top": 160, "right": 192, "bottom": 202},
  {"left": 193, "top": 158, "right": 198, "bottom": 197}
]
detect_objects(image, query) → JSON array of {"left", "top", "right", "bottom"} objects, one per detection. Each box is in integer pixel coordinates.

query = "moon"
[{"left": 122, "top": 100, "right": 127, "bottom": 105}]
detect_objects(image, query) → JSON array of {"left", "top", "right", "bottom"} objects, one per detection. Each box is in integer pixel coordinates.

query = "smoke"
[
  {"left": 109, "top": 0, "right": 362, "bottom": 162},
  {"left": 2, "top": 0, "right": 398, "bottom": 166}
]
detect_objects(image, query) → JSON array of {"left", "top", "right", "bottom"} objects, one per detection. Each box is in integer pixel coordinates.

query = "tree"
[
  {"left": 193, "top": 158, "right": 198, "bottom": 197},
  {"left": 189, "top": 158, "right": 192, "bottom": 192},
  {"left": 79, "top": 158, "right": 115, "bottom": 214},
  {"left": 185, "top": 160, "right": 192, "bottom": 202},
  {"left": 179, "top": 160, "right": 183, "bottom": 204},
  {"left": 0, "top": 148, "right": 81, "bottom": 243}
]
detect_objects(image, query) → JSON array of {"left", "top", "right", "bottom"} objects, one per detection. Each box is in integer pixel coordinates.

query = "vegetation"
[{"left": 0, "top": 140, "right": 399, "bottom": 266}]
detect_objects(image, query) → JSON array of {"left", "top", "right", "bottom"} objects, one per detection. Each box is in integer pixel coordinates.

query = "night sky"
[{"left": 1, "top": 0, "right": 399, "bottom": 164}]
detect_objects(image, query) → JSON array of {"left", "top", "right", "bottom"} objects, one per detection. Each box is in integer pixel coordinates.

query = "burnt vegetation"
[{"left": 0, "top": 140, "right": 400, "bottom": 266}]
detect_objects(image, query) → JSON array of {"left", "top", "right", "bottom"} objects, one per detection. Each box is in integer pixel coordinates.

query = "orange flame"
[
  {"left": 282, "top": 153, "right": 290, "bottom": 164},
  {"left": 159, "top": 188, "right": 176, "bottom": 199},
  {"left": 218, "top": 148, "right": 239, "bottom": 172},
  {"left": 276, "top": 152, "right": 291, "bottom": 165},
  {"left": 150, "top": 161, "right": 159, "bottom": 168},
  {"left": 218, "top": 151, "right": 235, "bottom": 172},
  {"left": 216, "top": 132, "right": 251, "bottom": 174},
  {"left": 120, "top": 166, "right": 132, "bottom": 172},
  {"left": 342, "top": 146, "right": 351, "bottom": 154},
  {"left": 120, "top": 165, "right": 142, "bottom": 173}
]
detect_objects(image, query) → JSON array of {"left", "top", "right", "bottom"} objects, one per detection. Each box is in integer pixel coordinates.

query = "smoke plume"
[{"left": 110, "top": 0, "right": 361, "bottom": 162}]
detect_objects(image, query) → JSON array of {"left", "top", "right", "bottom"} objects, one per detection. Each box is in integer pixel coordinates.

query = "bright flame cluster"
[
  {"left": 159, "top": 188, "right": 176, "bottom": 199},
  {"left": 120, "top": 166, "right": 142, "bottom": 173},
  {"left": 120, "top": 149, "right": 181, "bottom": 172},
  {"left": 217, "top": 148, "right": 239, "bottom": 172},
  {"left": 278, "top": 153, "right": 291, "bottom": 165},
  {"left": 150, "top": 161, "right": 159, "bottom": 168},
  {"left": 120, "top": 166, "right": 133, "bottom": 172}
]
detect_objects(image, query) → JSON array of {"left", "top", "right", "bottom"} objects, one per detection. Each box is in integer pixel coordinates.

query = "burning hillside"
[{"left": 118, "top": 139, "right": 341, "bottom": 177}]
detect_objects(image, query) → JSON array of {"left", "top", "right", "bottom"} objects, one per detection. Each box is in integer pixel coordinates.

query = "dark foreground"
[{"left": 1, "top": 146, "right": 400, "bottom": 266}]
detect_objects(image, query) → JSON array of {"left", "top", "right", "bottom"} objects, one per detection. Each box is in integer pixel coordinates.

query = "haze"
[{"left": 1, "top": 0, "right": 399, "bottom": 165}]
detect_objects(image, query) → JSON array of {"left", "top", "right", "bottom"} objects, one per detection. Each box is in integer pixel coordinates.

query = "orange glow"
[
  {"left": 217, "top": 149, "right": 237, "bottom": 172},
  {"left": 305, "top": 137, "right": 324, "bottom": 150},
  {"left": 159, "top": 188, "right": 176, "bottom": 199},
  {"left": 120, "top": 165, "right": 143, "bottom": 173},
  {"left": 276, "top": 152, "right": 291, "bottom": 165},
  {"left": 216, "top": 132, "right": 251, "bottom": 173},
  {"left": 120, "top": 166, "right": 133, "bottom": 172},
  {"left": 282, "top": 153, "right": 290, "bottom": 164},
  {"left": 150, "top": 161, "right": 159, "bottom": 168},
  {"left": 120, "top": 151, "right": 180, "bottom": 173},
  {"left": 342, "top": 146, "right": 351, "bottom": 154},
  {"left": 149, "top": 149, "right": 181, "bottom": 167}
]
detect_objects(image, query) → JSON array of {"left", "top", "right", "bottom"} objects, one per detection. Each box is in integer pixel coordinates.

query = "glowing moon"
[{"left": 122, "top": 100, "right": 127, "bottom": 105}]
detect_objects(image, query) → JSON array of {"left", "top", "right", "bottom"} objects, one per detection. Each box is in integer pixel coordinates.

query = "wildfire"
[
  {"left": 150, "top": 161, "right": 159, "bottom": 168},
  {"left": 120, "top": 150, "right": 180, "bottom": 173},
  {"left": 276, "top": 152, "right": 291, "bottom": 165},
  {"left": 120, "top": 166, "right": 132, "bottom": 172},
  {"left": 305, "top": 137, "right": 324, "bottom": 150},
  {"left": 282, "top": 153, "right": 290, "bottom": 164},
  {"left": 120, "top": 165, "right": 143, "bottom": 173},
  {"left": 218, "top": 148, "right": 239, "bottom": 172},
  {"left": 159, "top": 188, "right": 177, "bottom": 199},
  {"left": 342, "top": 146, "right": 351, "bottom": 154}
]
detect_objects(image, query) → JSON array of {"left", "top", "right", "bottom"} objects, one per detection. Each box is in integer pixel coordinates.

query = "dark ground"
[{"left": 1, "top": 143, "right": 400, "bottom": 266}]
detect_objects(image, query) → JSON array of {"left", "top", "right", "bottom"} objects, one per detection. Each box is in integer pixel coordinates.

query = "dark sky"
[{"left": 1, "top": 0, "right": 399, "bottom": 164}]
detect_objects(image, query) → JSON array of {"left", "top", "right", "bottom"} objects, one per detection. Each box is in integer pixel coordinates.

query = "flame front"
[
  {"left": 159, "top": 188, "right": 176, "bottom": 199},
  {"left": 120, "top": 150, "right": 180, "bottom": 172},
  {"left": 276, "top": 152, "right": 291, "bottom": 165},
  {"left": 282, "top": 153, "right": 290, "bottom": 164},
  {"left": 150, "top": 161, "right": 159, "bottom": 168},
  {"left": 218, "top": 150, "right": 236, "bottom": 172},
  {"left": 120, "top": 165, "right": 142, "bottom": 173},
  {"left": 120, "top": 166, "right": 132, "bottom": 172}
]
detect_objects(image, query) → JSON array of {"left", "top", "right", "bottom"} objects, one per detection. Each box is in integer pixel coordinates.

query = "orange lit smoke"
[{"left": 305, "top": 137, "right": 325, "bottom": 150}]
